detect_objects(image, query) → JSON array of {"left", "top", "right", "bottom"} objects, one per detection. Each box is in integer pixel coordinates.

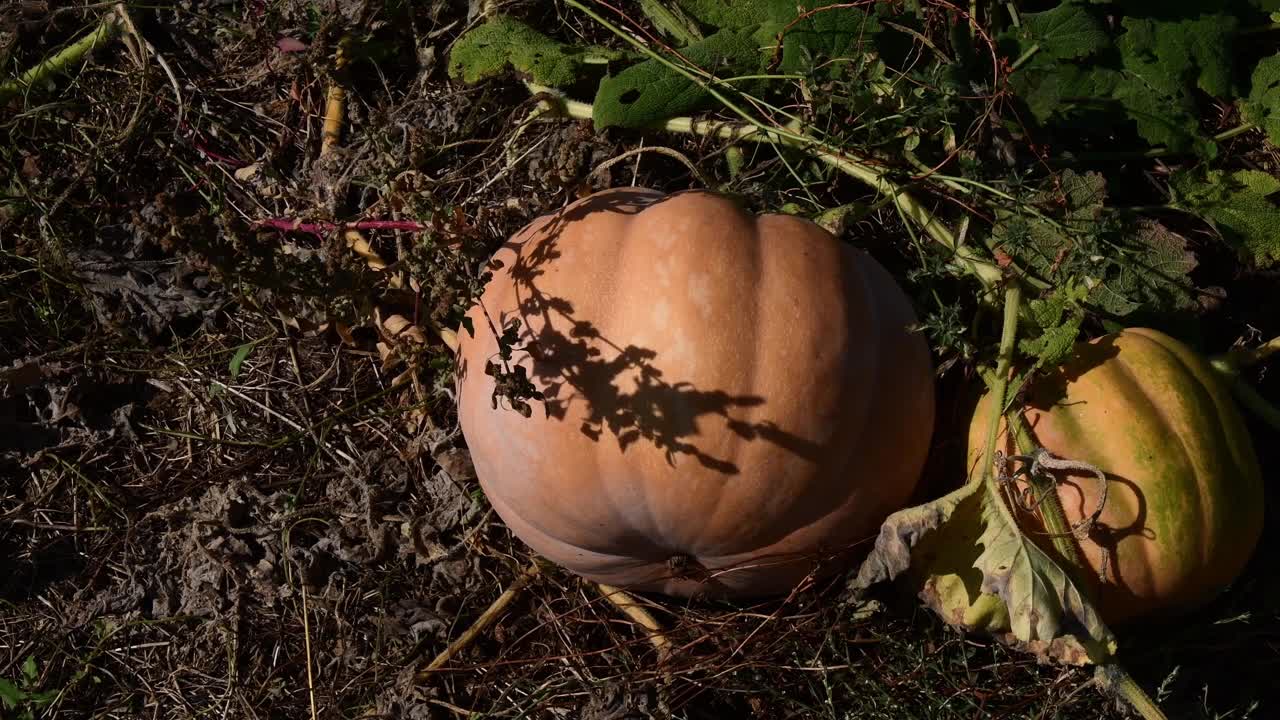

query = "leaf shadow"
[{"left": 460, "top": 189, "right": 825, "bottom": 475}]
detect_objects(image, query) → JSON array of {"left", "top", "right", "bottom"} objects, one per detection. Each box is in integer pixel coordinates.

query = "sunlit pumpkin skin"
[
  {"left": 968, "top": 328, "right": 1264, "bottom": 624},
  {"left": 456, "top": 188, "right": 935, "bottom": 598}
]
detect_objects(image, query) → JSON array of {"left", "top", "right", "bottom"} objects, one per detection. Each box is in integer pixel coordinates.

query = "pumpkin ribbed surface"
[
  {"left": 456, "top": 188, "right": 935, "bottom": 598},
  {"left": 968, "top": 328, "right": 1264, "bottom": 623}
]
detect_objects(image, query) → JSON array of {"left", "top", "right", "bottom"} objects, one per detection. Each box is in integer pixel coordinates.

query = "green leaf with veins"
[
  {"left": 994, "top": 171, "right": 1198, "bottom": 316},
  {"left": 592, "top": 25, "right": 766, "bottom": 128},
  {"left": 1004, "top": 3, "right": 1109, "bottom": 63},
  {"left": 1020, "top": 280, "right": 1089, "bottom": 371},
  {"left": 1242, "top": 53, "right": 1280, "bottom": 146},
  {"left": 974, "top": 487, "right": 1114, "bottom": 660},
  {"left": 1091, "top": 219, "right": 1198, "bottom": 316},
  {"left": 448, "top": 15, "right": 627, "bottom": 86},
  {"left": 1170, "top": 168, "right": 1280, "bottom": 269},
  {"left": 776, "top": 5, "right": 881, "bottom": 75},
  {"left": 1008, "top": 9, "right": 1237, "bottom": 155}
]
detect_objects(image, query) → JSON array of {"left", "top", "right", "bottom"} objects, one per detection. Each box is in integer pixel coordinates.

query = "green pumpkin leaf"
[
  {"left": 1008, "top": 10, "right": 1236, "bottom": 155},
  {"left": 592, "top": 25, "right": 764, "bottom": 128},
  {"left": 667, "top": 0, "right": 775, "bottom": 29},
  {"left": 1242, "top": 53, "right": 1280, "bottom": 146},
  {"left": 1003, "top": 3, "right": 1110, "bottom": 64},
  {"left": 1091, "top": 219, "right": 1198, "bottom": 317},
  {"left": 1170, "top": 168, "right": 1280, "bottom": 268},
  {"left": 993, "top": 171, "right": 1198, "bottom": 317},
  {"left": 775, "top": 5, "right": 881, "bottom": 75},
  {"left": 448, "top": 15, "right": 626, "bottom": 87}
]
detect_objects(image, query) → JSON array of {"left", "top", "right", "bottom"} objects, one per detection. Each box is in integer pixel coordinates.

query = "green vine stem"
[
  {"left": 0, "top": 13, "right": 121, "bottom": 103},
  {"left": 1209, "top": 335, "right": 1280, "bottom": 433},
  {"left": 1211, "top": 334, "right": 1280, "bottom": 373},
  {"left": 551, "top": 0, "right": 1007, "bottom": 292},
  {"left": 527, "top": 79, "right": 1003, "bottom": 291},
  {"left": 977, "top": 283, "right": 1022, "bottom": 490}
]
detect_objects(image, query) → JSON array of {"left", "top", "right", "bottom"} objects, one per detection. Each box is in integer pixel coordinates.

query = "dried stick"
[
  {"left": 596, "top": 583, "right": 672, "bottom": 660},
  {"left": 587, "top": 146, "right": 712, "bottom": 188},
  {"left": 417, "top": 562, "right": 541, "bottom": 678},
  {"left": 321, "top": 35, "right": 352, "bottom": 156}
]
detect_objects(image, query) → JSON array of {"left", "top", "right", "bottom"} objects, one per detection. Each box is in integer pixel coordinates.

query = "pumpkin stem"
[
  {"left": 976, "top": 284, "right": 1022, "bottom": 493},
  {"left": 1210, "top": 334, "right": 1280, "bottom": 374}
]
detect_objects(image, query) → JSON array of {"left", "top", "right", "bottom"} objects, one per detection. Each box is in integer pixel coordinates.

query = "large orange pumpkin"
[
  {"left": 455, "top": 188, "right": 935, "bottom": 598},
  {"left": 968, "top": 328, "right": 1264, "bottom": 623}
]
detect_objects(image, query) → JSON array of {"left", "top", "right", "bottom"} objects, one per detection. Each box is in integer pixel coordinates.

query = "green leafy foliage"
[
  {"left": 592, "top": 26, "right": 764, "bottom": 128},
  {"left": 0, "top": 657, "right": 56, "bottom": 719},
  {"left": 1006, "top": 3, "right": 1109, "bottom": 63},
  {"left": 1006, "top": 4, "right": 1242, "bottom": 155},
  {"left": 639, "top": 0, "right": 704, "bottom": 44},
  {"left": 1021, "top": 281, "right": 1089, "bottom": 371},
  {"left": 993, "top": 171, "right": 1198, "bottom": 319},
  {"left": 448, "top": 16, "right": 625, "bottom": 86},
  {"left": 1170, "top": 168, "right": 1280, "bottom": 268},
  {"left": 1242, "top": 53, "right": 1280, "bottom": 145},
  {"left": 666, "top": 0, "right": 775, "bottom": 28},
  {"left": 775, "top": 5, "right": 882, "bottom": 75},
  {"left": 591, "top": 0, "right": 881, "bottom": 127},
  {"left": 1095, "top": 219, "right": 1199, "bottom": 316}
]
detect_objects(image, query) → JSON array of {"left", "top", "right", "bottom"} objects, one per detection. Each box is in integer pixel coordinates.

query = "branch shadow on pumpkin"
[{"left": 463, "top": 189, "right": 825, "bottom": 476}]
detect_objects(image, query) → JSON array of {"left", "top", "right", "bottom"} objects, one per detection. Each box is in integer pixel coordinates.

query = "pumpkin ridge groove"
[
  {"left": 692, "top": 210, "right": 766, "bottom": 556},
  {"left": 1107, "top": 351, "right": 1194, "bottom": 596},
  {"left": 1137, "top": 334, "right": 1245, "bottom": 576}
]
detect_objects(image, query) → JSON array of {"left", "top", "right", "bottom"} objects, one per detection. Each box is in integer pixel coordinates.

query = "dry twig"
[{"left": 417, "top": 562, "right": 542, "bottom": 678}]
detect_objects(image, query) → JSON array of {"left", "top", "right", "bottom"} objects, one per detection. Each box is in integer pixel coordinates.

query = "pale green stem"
[
  {"left": 0, "top": 14, "right": 121, "bottom": 103},
  {"left": 977, "top": 284, "right": 1022, "bottom": 492},
  {"left": 1010, "top": 44, "right": 1040, "bottom": 72},
  {"left": 1208, "top": 335, "right": 1280, "bottom": 432},
  {"left": 1005, "top": 2, "right": 1021, "bottom": 28},
  {"left": 1214, "top": 123, "right": 1258, "bottom": 142},
  {"left": 558, "top": 0, "right": 1005, "bottom": 292}
]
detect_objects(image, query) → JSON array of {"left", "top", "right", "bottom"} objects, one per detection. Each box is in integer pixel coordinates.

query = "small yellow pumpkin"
[{"left": 968, "top": 328, "right": 1264, "bottom": 623}]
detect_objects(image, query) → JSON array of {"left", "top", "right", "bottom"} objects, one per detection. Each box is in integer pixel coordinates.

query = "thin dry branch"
[
  {"left": 596, "top": 583, "right": 672, "bottom": 660},
  {"left": 417, "top": 562, "right": 542, "bottom": 678},
  {"left": 587, "top": 146, "right": 712, "bottom": 188}
]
